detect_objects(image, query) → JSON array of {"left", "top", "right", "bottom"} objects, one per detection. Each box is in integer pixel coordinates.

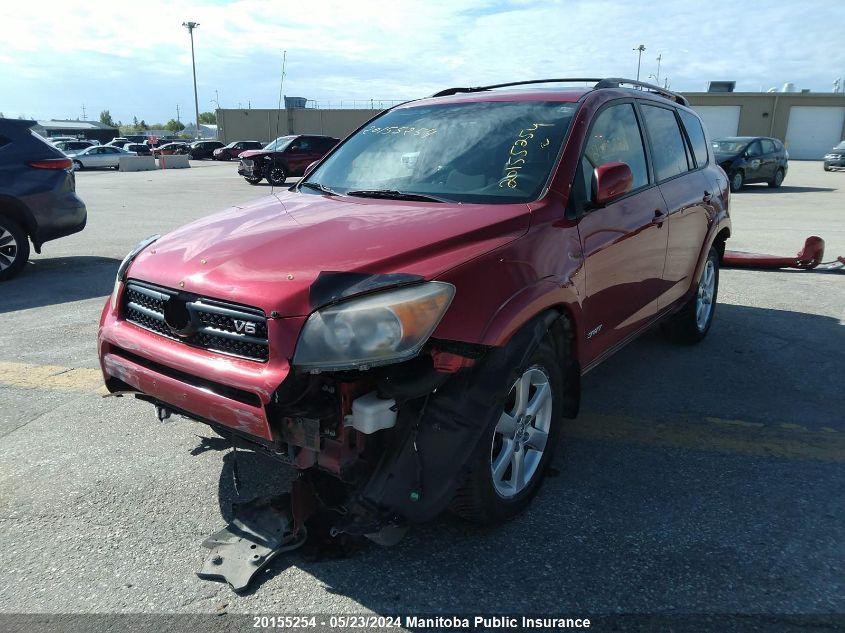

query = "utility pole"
[
  {"left": 81, "top": 104, "right": 86, "bottom": 120},
  {"left": 176, "top": 104, "right": 181, "bottom": 124},
  {"left": 633, "top": 44, "right": 646, "bottom": 81},
  {"left": 655, "top": 53, "right": 662, "bottom": 83},
  {"left": 182, "top": 21, "right": 201, "bottom": 138}
]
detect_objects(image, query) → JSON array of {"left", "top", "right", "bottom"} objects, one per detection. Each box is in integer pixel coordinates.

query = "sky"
[{"left": 2, "top": 0, "right": 844, "bottom": 125}]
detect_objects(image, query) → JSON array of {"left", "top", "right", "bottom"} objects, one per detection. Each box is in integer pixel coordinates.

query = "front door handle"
[
  {"left": 703, "top": 190, "right": 713, "bottom": 203},
  {"left": 651, "top": 209, "right": 667, "bottom": 226}
]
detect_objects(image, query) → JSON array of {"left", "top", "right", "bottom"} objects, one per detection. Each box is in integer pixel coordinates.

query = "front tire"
[
  {"left": 450, "top": 340, "right": 563, "bottom": 524},
  {"left": 0, "top": 216, "right": 30, "bottom": 281},
  {"left": 661, "top": 246, "right": 719, "bottom": 344},
  {"left": 266, "top": 161, "right": 287, "bottom": 186},
  {"left": 729, "top": 170, "right": 744, "bottom": 192}
]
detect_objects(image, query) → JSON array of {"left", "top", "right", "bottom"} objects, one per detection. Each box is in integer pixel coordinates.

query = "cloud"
[{"left": 1, "top": 0, "right": 844, "bottom": 122}]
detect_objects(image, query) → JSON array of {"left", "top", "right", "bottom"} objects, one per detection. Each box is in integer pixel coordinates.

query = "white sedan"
[{"left": 67, "top": 145, "right": 136, "bottom": 170}]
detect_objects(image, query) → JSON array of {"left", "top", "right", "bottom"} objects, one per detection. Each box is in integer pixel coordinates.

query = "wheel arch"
[
  {"left": 481, "top": 295, "right": 582, "bottom": 420},
  {"left": 0, "top": 195, "right": 37, "bottom": 247}
]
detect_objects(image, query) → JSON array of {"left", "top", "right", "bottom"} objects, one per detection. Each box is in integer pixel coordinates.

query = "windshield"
[
  {"left": 712, "top": 139, "right": 749, "bottom": 154},
  {"left": 264, "top": 136, "right": 295, "bottom": 151},
  {"left": 835, "top": 141, "right": 845, "bottom": 151},
  {"left": 304, "top": 101, "right": 579, "bottom": 204}
]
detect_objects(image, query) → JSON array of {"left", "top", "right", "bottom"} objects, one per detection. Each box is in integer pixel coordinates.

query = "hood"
[
  {"left": 715, "top": 151, "right": 741, "bottom": 163},
  {"left": 127, "top": 190, "right": 530, "bottom": 316},
  {"left": 239, "top": 149, "right": 271, "bottom": 159}
]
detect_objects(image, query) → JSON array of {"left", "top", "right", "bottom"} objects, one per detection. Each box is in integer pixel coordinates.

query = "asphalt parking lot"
[{"left": 1, "top": 161, "right": 843, "bottom": 624}]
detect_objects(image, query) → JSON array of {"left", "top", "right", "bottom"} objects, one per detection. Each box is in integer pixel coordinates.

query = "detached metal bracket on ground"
[{"left": 197, "top": 494, "right": 307, "bottom": 593}]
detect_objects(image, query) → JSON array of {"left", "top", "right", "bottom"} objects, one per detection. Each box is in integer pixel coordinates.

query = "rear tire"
[
  {"left": 768, "top": 168, "right": 784, "bottom": 188},
  {"left": 729, "top": 171, "right": 744, "bottom": 192},
  {"left": 661, "top": 246, "right": 719, "bottom": 344},
  {"left": 0, "top": 216, "right": 30, "bottom": 281},
  {"left": 450, "top": 339, "right": 564, "bottom": 524},
  {"left": 73, "top": 160, "right": 83, "bottom": 171}
]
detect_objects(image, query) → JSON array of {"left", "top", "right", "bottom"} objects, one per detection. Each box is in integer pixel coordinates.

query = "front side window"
[
  {"left": 761, "top": 139, "right": 776, "bottom": 154},
  {"left": 678, "top": 109, "right": 708, "bottom": 167},
  {"left": 747, "top": 141, "right": 763, "bottom": 157},
  {"left": 305, "top": 101, "right": 578, "bottom": 204},
  {"left": 581, "top": 102, "right": 649, "bottom": 202},
  {"left": 641, "top": 104, "right": 690, "bottom": 181}
]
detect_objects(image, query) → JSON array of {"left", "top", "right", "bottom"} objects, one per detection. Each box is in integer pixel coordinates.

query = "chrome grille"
[{"left": 122, "top": 281, "right": 269, "bottom": 362}]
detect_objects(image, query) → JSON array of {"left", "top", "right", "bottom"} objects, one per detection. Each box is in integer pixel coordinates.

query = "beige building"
[
  {"left": 217, "top": 91, "right": 845, "bottom": 160},
  {"left": 216, "top": 108, "right": 377, "bottom": 145},
  {"left": 686, "top": 92, "right": 845, "bottom": 159}
]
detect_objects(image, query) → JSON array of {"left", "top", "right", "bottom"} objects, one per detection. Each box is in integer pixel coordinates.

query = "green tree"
[
  {"left": 198, "top": 111, "right": 216, "bottom": 124},
  {"left": 165, "top": 119, "right": 185, "bottom": 132},
  {"left": 137, "top": 119, "right": 148, "bottom": 131},
  {"left": 99, "top": 110, "right": 115, "bottom": 127}
]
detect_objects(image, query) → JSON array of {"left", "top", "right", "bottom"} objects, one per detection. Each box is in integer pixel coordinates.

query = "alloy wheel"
[
  {"left": 0, "top": 226, "right": 19, "bottom": 272},
  {"left": 490, "top": 366, "right": 553, "bottom": 498},
  {"left": 696, "top": 259, "right": 716, "bottom": 331}
]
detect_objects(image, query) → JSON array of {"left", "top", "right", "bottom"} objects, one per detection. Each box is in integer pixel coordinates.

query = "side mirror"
[
  {"left": 289, "top": 145, "right": 300, "bottom": 152},
  {"left": 303, "top": 161, "right": 319, "bottom": 177},
  {"left": 594, "top": 161, "right": 633, "bottom": 207}
]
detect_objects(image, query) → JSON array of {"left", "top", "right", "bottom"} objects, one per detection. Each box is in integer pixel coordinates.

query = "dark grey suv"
[{"left": 0, "top": 118, "right": 87, "bottom": 280}]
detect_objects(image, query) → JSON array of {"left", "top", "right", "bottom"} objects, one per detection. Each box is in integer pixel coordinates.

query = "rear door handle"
[
  {"left": 703, "top": 190, "right": 713, "bottom": 203},
  {"left": 651, "top": 209, "right": 667, "bottom": 226}
]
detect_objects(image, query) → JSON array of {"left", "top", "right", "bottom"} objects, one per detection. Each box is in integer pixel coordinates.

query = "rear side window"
[
  {"left": 582, "top": 102, "right": 649, "bottom": 198},
  {"left": 641, "top": 104, "right": 690, "bottom": 181},
  {"left": 678, "top": 110, "right": 708, "bottom": 167}
]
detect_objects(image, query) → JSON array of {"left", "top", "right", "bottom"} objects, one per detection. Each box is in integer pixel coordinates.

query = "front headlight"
[
  {"left": 111, "top": 234, "right": 159, "bottom": 310},
  {"left": 293, "top": 282, "right": 455, "bottom": 371}
]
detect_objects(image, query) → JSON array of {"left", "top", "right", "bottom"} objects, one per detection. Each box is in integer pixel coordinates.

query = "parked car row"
[{"left": 67, "top": 145, "right": 137, "bottom": 170}]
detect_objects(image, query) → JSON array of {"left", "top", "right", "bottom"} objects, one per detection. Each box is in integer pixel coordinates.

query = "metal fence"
[{"left": 303, "top": 99, "right": 410, "bottom": 110}]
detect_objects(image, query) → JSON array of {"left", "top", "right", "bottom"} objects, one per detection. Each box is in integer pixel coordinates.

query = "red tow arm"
[{"left": 723, "top": 236, "right": 844, "bottom": 272}]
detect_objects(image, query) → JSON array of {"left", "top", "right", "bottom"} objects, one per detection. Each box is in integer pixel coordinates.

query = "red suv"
[
  {"left": 237, "top": 134, "right": 339, "bottom": 185},
  {"left": 98, "top": 79, "right": 730, "bottom": 545}
]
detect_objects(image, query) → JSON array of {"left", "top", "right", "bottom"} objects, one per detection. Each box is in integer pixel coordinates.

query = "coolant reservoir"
[{"left": 351, "top": 392, "right": 397, "bottom": 434}]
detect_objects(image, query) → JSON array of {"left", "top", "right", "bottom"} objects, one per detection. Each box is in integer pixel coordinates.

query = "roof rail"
[
  {"left": 431, "top": 78, "right": 603, "bottom": 98},
  {"left": 430, "top": 77, "right": 689, "bottom": 106},
  {"left": 594, "top": 77, "right": 689, "bottom": 106}
]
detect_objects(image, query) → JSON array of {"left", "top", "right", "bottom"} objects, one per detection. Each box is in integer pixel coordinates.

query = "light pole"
[
  {"left": 633, "top": 44, "right": 646, "bottom": 81},
  {"left": 182, "top": 21, "right": 200, "bottom": 138}
]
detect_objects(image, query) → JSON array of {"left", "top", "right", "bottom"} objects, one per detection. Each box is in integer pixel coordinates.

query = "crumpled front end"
[{"left": 98, "top": 279, "right": 304, "bottom": 443}]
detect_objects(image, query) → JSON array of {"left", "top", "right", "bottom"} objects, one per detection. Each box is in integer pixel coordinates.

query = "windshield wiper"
[
  {"left": 346, "top": 189, "right": 450, "bottom": 203},
  {"left": 300, "top": 181, "right": 338, "bottom": 196}
]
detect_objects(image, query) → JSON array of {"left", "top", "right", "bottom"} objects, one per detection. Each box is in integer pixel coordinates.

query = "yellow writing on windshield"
[{"left": 499, "top": 123, "right": 554, "bottom": 189}]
